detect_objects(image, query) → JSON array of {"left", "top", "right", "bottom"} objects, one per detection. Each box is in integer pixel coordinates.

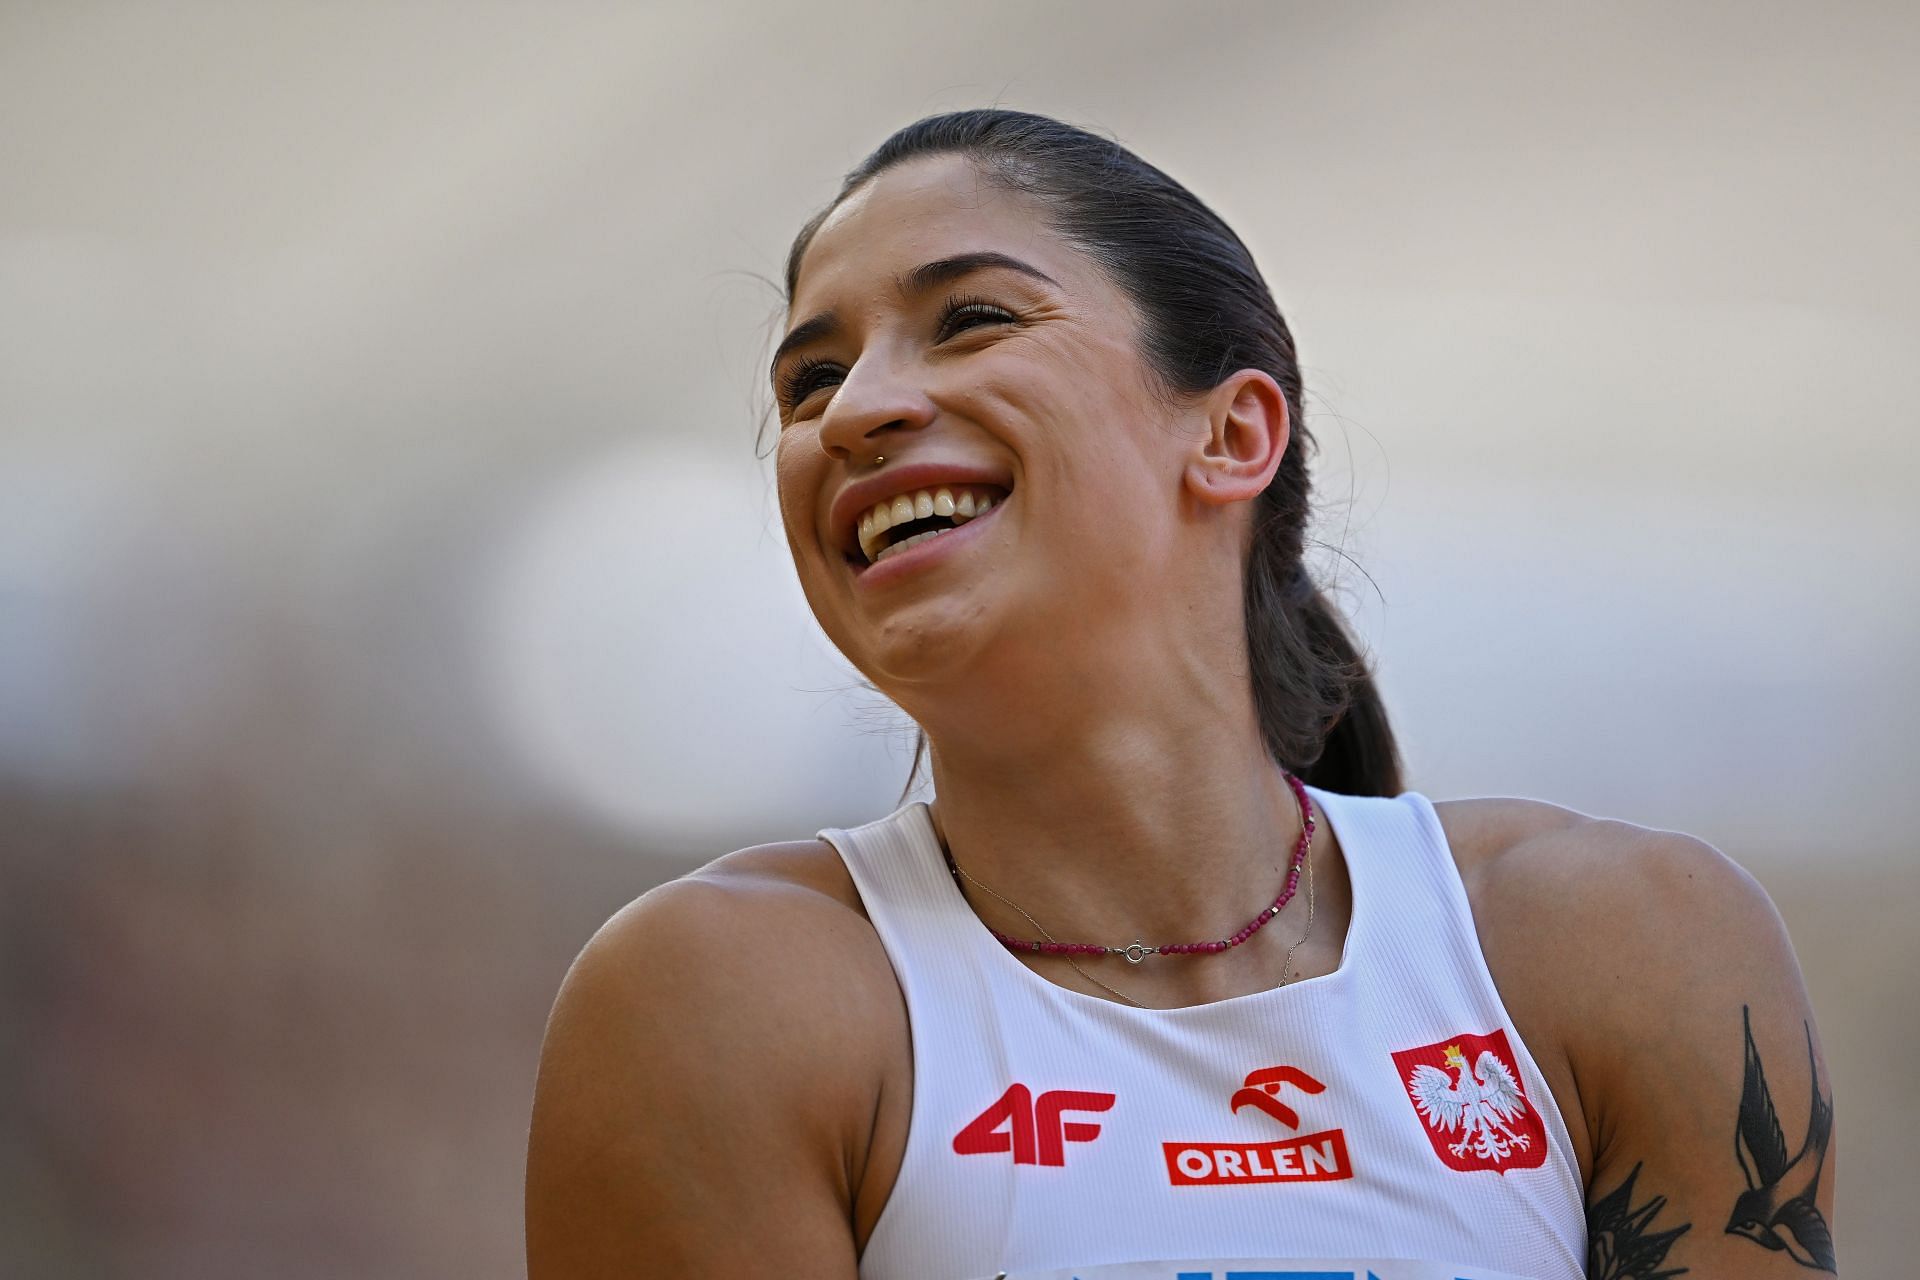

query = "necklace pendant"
[{"left": 1121, "top": 940, "right": 1152, "bottom": 965}]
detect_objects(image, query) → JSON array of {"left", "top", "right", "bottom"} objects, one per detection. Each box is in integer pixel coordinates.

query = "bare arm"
[
  {"left": 1476, "top": 818, "right": 1840, "bottom": 1278},
  {"left": 525, "top": 861, "right": 903, "bottom": 1278}
]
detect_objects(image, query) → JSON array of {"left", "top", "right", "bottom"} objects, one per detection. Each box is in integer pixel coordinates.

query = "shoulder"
[
  {"left": 683, "top": 834, "right": 876, "bottom": 923},
  {"left": 1432, "top": 794, "right": 1789, "bottom": 978},
  {"left": 1432, "top": 795, "right": 1813, "bottom": 1159},
  {"left": 543, "top": 836, "right": 898, "bottom": 1085},
  {"left": 1434, "top": 797, "right": 1838, "bottom": 1271},
  {"left": 555, "top": 835, "right": 880, "bottom": 995},
  {"left": 526, "top": 838, "right": 905, "bottom": 1276}
]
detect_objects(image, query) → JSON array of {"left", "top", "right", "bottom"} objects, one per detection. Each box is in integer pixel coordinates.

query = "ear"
[{"left": 1181, "top": 369, "right": 1290, "bottom": 508}]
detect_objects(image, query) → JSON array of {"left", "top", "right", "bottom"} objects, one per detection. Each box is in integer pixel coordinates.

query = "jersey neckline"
[{"left": 901, "top": 783, "right": 1370, "bottom": 1018}]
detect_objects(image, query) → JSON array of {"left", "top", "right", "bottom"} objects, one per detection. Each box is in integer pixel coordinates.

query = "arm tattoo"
[
  {"left": 1586, "top": 1161, "right": 1691, "bottom": 1279},
  {"left": 1727, "top": 1004, "right": 1837, "bottom": 1271}
]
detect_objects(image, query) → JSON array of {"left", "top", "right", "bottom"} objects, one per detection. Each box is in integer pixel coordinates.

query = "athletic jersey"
[{"left": 817, "top": 785, "right": 1588, "bottom": 1280}]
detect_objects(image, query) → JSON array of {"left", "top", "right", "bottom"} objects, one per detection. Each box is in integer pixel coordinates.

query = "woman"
[{"left": 526, "top": 111, "right": 1837, "bottom": 1279}]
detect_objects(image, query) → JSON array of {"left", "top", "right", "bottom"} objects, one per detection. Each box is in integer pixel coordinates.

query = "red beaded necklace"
[{"left": 941, "top": 770, "right": 1316, "bottom": 965}]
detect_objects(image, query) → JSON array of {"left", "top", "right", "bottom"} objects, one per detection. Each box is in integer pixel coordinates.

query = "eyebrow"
[
  {"left": 770, "top": 251, "right": 1060, "bottom": 381},
  {"left": 899, "top": 250, "right": 1059, "bottom": 297}
]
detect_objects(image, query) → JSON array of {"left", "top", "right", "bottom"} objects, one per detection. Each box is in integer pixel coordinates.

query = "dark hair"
[{"left": 784, "top": 109, "right": 1403, "bottom": 798}]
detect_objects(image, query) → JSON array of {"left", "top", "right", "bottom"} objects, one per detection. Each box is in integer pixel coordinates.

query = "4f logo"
[{"left": 951, "top": 1083, "right": 1116, "bottom": 1167}]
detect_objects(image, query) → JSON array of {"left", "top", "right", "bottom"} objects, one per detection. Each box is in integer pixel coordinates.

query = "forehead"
[{"left": 790, "top": 154, "right": 1095, "bottom": 311}]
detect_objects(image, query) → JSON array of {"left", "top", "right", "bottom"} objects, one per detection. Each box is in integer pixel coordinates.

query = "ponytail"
[
  {"left": 1243, "top": 486, "right": 1403, "bottom": 798},
  {"left": 1268, "top": 584, "right": 1402, "bottom": 797}
]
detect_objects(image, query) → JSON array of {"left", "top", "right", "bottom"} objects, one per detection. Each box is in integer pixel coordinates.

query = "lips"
[
  {"left": 848, "top": 490, "right": 1006, "bottom": 585},
  {"left": 827, "top": 459, "right": 1015, "bottom": 560}
]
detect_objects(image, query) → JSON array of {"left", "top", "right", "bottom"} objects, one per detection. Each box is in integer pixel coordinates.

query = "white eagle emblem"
[{"left": 1406, "top": 1043, "right": 1533, "bottom": 1164}]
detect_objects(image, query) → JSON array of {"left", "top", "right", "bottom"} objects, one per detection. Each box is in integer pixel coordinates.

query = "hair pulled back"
[{"left": 785, "top": 109, "right": 1403, "bottom": 798}]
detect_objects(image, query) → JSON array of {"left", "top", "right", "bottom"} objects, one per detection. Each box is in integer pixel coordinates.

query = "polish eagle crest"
[{"left": 1406, "top": 1043, "right": 1533, "bottom": 1164}]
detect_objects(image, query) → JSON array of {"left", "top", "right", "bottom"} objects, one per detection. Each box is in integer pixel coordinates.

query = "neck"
[
  {"left": 919, "top": 661, "right": 1306, "bottom": 951},
  {"left": 882, "top": 536, "right": 1338, "bottom": 1003}
]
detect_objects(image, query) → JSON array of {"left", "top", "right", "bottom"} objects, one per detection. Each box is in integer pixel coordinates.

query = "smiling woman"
[{"left": 525, "top": 111, "right": 1837, "bottom": 1280}]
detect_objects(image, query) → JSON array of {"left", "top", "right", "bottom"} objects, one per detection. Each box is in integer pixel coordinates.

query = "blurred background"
[{"left": 2, "top": 2, "right": 1913, "bottom": 1275}]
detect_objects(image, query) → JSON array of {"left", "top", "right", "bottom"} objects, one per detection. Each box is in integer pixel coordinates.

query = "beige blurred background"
[{"left": 2, "top": 2, "right": 1914, "bottom": 1275}]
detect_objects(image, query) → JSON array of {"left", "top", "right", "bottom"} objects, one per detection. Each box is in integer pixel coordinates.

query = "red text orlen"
[{"left": 1163, "top": 1129, "right": 1354, "bottom": 1185}]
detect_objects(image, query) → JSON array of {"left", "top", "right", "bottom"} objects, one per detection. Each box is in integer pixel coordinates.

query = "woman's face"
[{"left": 773, "top": 154, "right": 1201, "bottom": 700}]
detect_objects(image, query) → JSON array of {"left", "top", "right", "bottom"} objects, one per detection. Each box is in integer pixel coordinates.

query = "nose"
[{"left": 815, "top": 346, "right": 935, "bottom": 464}]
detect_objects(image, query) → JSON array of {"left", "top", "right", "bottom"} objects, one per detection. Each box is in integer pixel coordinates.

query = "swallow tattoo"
[
  {"left": 1586, "top": 1161, "right": 1691, "bottom": 1279},
  {"left": 1727, "top": 1005, "right": 1836, "bottom": 1271}
]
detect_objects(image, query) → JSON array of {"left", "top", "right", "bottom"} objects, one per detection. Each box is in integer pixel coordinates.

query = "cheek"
[
  {"left": 772, "top": 435, "right": 816, "bottom": 540},
  {"left": 969, "top": 328, "right": 1155, "bottom": 430}
]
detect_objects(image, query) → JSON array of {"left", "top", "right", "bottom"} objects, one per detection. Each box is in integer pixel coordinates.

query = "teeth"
[
  {"left": 873, "top": 526, "right": 957, "bottom": 564},
  {"left": 854, "top": 484, "right": 1008, "bottom": 564}
]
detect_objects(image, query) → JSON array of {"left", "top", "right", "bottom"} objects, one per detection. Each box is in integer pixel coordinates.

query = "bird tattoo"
[
  {"left": 1726, "top": 1005, "right": 1835, "bottom": 1271},
  {"left": 1586, "top": 1161, "right": 1691, "bottom": 1280}
]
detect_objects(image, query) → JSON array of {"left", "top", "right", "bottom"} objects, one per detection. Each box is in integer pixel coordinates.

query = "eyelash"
[
  {"left": 777, "top": 355, "right": 841, "bottom": 414},
  {"left": 936, "top": 293, "right": 1016, "bottom": 340},
  {"left": 777, "top": 293, "right": 1017, "bottom": 412}
]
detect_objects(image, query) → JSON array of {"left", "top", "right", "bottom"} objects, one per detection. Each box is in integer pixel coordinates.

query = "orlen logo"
[
  {"left": 1163, "top": 1065, "right": 1354, "bottom": 1186},
  {"left": 951, "top": 1084, "right": 1116, "bottom": 1167}
]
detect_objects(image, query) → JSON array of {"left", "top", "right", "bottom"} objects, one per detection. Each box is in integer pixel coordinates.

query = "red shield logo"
[{"left": 1391, "top": 1028, "right": 1546, "bottom": 1173}]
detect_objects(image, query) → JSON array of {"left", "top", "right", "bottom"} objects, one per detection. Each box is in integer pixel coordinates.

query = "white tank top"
[{"left": 818, "top": 785, "right": 1587, "bottom": 1280}]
